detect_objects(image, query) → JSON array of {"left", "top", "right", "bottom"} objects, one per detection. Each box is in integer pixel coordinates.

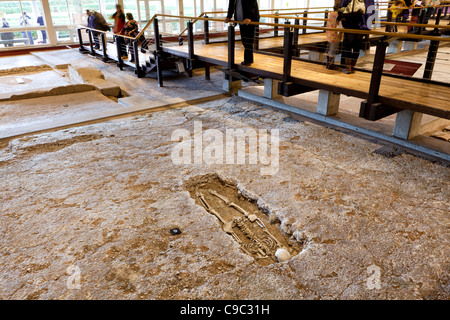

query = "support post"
[
  {"left": 423, "top": 9, "right": 442, "bottom": 80},
  {"left": 282, "top": 26, "right": 293, "bottom": 84},
  {"left": 101, "top": 32, "right": 108, "bottom": 62},
  {"left": 324, "top": 10, "right": 329, "bottom": 28},
  {"left": 133, "top": 40, "right": 143, "bottom": 77},
  {"left": 78, "top": 28, "right": 88, "bottom": 53},
  {"left": 154, "top": 18, "right": 163, "bottom": 87},
  {"left": 88, "top": 30, "right": 95, "bottom": 56},
  {"left": 115, "top": 36, "right": 124, "bottom": 70},
  {"left": 203, "top": 15, "right": 209, "bottom": 44},
  {"left": 274, "top": 16, "right": 279, "bottom": 37},
  {"left": 360, "top": 40, "right": 387, "bottom": 120},
  {"left": 302, "top": 11, "right": 307, "bottom": 34},
  {"left": 254, "top": 24, "right": 259, "bottom": 51},
  {"left": 393, "top": 110, "right": 423, "bottom": 139},
  {"left": 223, "top": 23, "right": 241, "bottom": 93},
  {"left": 293, "top": 18, "right": 299, "bottom": 56},
  {"left": 278, "top": 26, "right": 294, "bottom": 96},
  {"left": 227, "top": 23, "right": 235, "bottom": 72},
  {"left": 205, "top": 63, "right": 210, "bottom": 80},
  {"left": 264, "top": 78, "right": 281, "bottom": 99},
  {"left": 187, "top": 20, "right": 194, "bottom": 77},
  {"left": 423, "top": 38, "right": 440, "bottom": 80},
  {"left": 317, "top": 90, "right": 340, "bottom": 116}
]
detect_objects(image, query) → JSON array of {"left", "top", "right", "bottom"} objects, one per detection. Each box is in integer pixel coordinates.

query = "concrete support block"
[
  {"left": 393, "top": 110, "right": 423, "bottom": 139},
  {"left": 223, "top": 76, "right": 241, "bottom": 94},
  {"left": 264, "top": 78, "right": 281, "bottom": 99},
  {"left": 308, "top": 51, "right": 324, "bottom": 62},
  {"left": 317, "top": 90, "right": 340, "bottom": 116},
  {"left": 387, "top": 40, "right": 403, "bottom": 54},
  {"left": 403, "top": 41, "right": 418, "bottom": 52}
]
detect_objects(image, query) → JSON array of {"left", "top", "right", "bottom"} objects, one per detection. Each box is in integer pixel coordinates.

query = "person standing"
[
  {"left": 111, "top": 4, "right": 127, "bottom": 58},
  {"left": 86, "top": 10, "right": 99, "bottom": 49},
  {"left": 325, "top": 1, "right": 343, "bottom": 69},
  {"left": 19, "top": 12, "right": 34, "bottom": 45},
  {"left": 93, "top": 11, "right": 111, "bottom": 51},
  {"left": 1, "top": 18, "right": 14, "bottom": 47},
  {"left": 37, "top": 13, "right": 46, "bottom": 44},
  {"left": 224, "top": 0, "right": 260, "bottom": 66},
  {"left": 120, "top": 13, "right": 139, "bottom": 62},
  {"left": 338, "top": 0, "right": 367, "bottom": 74}
]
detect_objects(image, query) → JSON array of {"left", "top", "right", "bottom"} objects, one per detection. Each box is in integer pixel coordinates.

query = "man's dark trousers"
[{"left": 239, "top": 23, "right": 256, "bottom": 63}]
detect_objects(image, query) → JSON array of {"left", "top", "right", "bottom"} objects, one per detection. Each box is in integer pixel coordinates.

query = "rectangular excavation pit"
[{"left": 186, "top": 174, "right": 301, "bottom": 266}]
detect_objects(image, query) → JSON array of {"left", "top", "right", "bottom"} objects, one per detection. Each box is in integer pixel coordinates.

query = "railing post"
[
  {"left": 101, "top": 32, "right": 108, "bottom": 62},
  {"left": 418, "top": 9, "right": 426, "bottom": 34},
  {"left": 423, "top": 9, "right": 442, "bottom": 80},
  {"left": 254, "top": 24, "right": 259, "bottom": 51},
  {"left": 360, "top": 40, "right": 388, "bottom": 120},
  {"left": 274, "top": 15, "right": 279, "bottom": 37},
  {"left": 115, "top": 36, "right": 124, "bottom": 70},
  {"left": 302, "top": 10, "right": 307, "bottom": 34},
  {"left": 279, "top": 26, "right": 294, "bottom": 96},
  {"left": 154, "top": 17, "right": 163, "bottom": 87},
  {"left": 227, "top": 23, "right": 235, "bottom": 72},
  {"left": 203, "top": 14, "right": 209, "bottom": 44},
  {"left": 88, "top": 30, "right": 95, "bottom": 56},
  {"left": 133, "top": 40, "right": 143, "bottom": 77},
  {"left": 78, "top": 28, "right": 88, "bottom": 53},
  {"left": 187, "top": 20, "right": 194, "bottom": 77},
  {"left": 293, "top": 17, "right": 299, "bottom": 54}
]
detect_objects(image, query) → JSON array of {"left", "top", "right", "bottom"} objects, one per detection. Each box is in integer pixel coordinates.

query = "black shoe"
[{"left": 241, "top": 61, "right": 252, "bottom": 66}]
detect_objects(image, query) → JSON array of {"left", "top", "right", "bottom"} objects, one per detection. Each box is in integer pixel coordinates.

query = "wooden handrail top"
[
  {"left": 155, "top": 14, "right": 450, "bottom": 42},
  {"left": 260, "top": 14, "right": 450, "bottom": 29},
  {"left": 78, "top": 25, "right": 137, "bottom": 40}
]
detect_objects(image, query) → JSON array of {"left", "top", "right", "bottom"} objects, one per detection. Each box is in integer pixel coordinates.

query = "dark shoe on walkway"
[{"left": 241, "top": 61, "right": 252, "bottom": 66}]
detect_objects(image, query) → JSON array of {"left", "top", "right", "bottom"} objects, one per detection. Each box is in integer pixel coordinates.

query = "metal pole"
[
  {"left": 282, "top": 26, "right": 293, "bottom": 95},
  {"left": 77, "top": 28, "right": 88, "bottom": 53},
  {"left": 227, "top": 23, "right": 235, "bottom": 72},
  {"left": 187, "top": 20, "right": 194, "bottom": 77},
  {"left": 116, "top": 36, "right": 124, "bottom": 70},
  {"left": 101, "top": 32, "right": 108, "bottom": 62},
  {"left": 360, "top": 40, "right": 387, "bottom": 119},
  {"left": 204, "top": 14, "right": 209, "bottom": 44},
  {"left": 154, "top": 18, "right": 163, "bottom": 87},
  {"left": 88, "top": 30, "right": 95, "bottom": 56}
]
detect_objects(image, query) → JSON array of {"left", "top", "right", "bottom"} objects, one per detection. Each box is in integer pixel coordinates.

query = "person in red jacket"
[{"left": 111, "top": 4, "right": 126, "bottom": 58}]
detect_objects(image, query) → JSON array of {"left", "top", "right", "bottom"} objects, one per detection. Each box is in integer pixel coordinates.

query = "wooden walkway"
[{"left": 163, "top": 40, "right": 450, "bottom": 119}]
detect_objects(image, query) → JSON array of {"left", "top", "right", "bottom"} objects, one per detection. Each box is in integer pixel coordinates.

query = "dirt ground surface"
[{"left": 0, "top": 50, "right": 449, "bottom": 300}]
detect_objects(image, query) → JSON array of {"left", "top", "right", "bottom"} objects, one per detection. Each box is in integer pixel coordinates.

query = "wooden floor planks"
[{"left": 166, "top": 38, "right": 449, "bottom": 118}]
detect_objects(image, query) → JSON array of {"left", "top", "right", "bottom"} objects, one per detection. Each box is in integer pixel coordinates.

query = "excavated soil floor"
[{"left": 0, "top": 49, "right": 449, "bottom": 300}]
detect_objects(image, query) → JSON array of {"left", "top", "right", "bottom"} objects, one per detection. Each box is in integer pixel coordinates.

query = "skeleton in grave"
[{"left": 196, "top": 189, "right": 291, "bottom": 262}]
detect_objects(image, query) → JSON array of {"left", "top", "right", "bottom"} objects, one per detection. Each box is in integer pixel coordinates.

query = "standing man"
[
  {"left": 19, "top": 12, "right": 34, "bottom": 45},
  {"left": 37, "top": 13, "right": 46, "bottom": 44},
  {"left": 224, "top": 0, "right": 260, "bottom": 66},
  {"left": 86, "top": 10, "right": 99, "bottom": 49},
  {"left": 1, "top": 18, "right": 15, "bottom": 47}
]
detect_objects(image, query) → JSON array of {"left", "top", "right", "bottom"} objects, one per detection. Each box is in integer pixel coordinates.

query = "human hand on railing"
[
  {"left": 224, "top": 17, "right": 230, "bottom": 23},
  {"left": 243, "top": 18, "right": 251, "bottom": 25}
]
